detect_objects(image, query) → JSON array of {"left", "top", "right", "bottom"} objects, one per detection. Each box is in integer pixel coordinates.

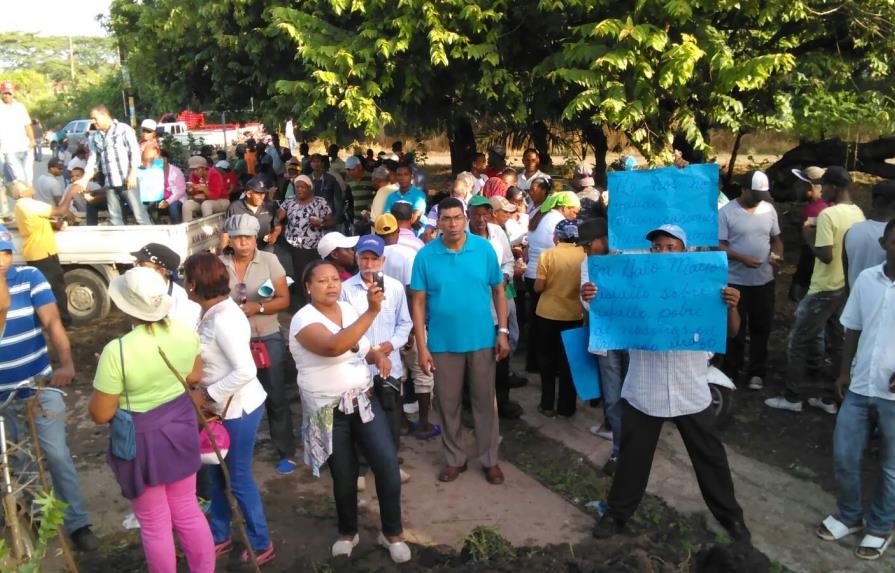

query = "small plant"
[
  {"left": 0, "top": 490, "right": 68, "bottom": 572},
  {"left": 460, "top": 525, "right": 515, "bottom": 562}
]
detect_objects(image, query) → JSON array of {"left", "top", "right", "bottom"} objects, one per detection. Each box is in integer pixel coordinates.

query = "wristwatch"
[
  {"left": 497, "top": 327, "right": 510, "bottom": 335},
  {"left": 259, "top": 303, "right": 265, "bottom": 315}
]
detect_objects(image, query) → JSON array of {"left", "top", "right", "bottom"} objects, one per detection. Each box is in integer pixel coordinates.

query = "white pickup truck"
[{"left": 10, "top": 214, "right": 224, "bottom": 324}]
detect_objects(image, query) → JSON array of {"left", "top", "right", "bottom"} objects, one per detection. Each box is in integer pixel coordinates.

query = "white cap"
[
  {"left": 140, "top": 119, "right": 158, "bottom": 131},
  {"left": 751, "top": 171, "right": 770, "bottom": 192},
  {"left": 345, "top": 155, "right": 362, "bottom": 170},
  {"left": 317, "top": 232, "right": 359, "bottom": 259},
  {"left": 67, "top": 158, "right": 86, "bottom": 172},
  {"left": 214, "top": 160, "right": 231, "bottom": 170}
]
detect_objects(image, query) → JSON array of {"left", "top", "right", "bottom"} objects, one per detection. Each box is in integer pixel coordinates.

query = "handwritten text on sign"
[
  {"left": 607, "top": 163, "right": 719, "bottom": 250},
  {"left": 587, "top": 252, "right": 728, "bottom": 352}
]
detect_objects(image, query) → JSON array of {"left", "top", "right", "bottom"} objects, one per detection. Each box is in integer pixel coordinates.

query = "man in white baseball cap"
[{"left": 317, "top": 231, "right": 359, "bottom": 279}]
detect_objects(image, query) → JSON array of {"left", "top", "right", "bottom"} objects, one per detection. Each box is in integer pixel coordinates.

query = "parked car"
[{"left": 51, "top": 119, "right": 94, "bottom": 153}]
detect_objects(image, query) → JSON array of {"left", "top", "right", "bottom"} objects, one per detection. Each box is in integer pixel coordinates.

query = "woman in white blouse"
[
  {"left": 183, "top": 252, "right": 275, "bottom": 568},
  {"left": 289, "top": 259, "right": 410, "bottom": 564}
]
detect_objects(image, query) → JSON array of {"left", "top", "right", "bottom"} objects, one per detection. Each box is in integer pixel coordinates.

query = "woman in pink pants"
[{"left": 90, "top": 267, "right": 214, "bottom": 572}]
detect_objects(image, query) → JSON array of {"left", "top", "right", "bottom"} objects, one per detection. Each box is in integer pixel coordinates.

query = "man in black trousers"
[{"left": 591, "top": 224, "right": 751, "bottom": 543}]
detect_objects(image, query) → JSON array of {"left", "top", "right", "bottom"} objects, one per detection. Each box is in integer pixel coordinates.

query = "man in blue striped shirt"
[{"left": 0, "top": 225, "right": 97, "bottom": 550}]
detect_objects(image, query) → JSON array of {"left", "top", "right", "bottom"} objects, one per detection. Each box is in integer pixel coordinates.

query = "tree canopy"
[{"left": 109, "top": 0, "right": 895, "bottom": 174}]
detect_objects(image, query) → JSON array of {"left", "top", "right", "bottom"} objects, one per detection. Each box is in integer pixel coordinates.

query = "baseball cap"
[
  {"left": 646, "top": 224, "right": 688, "bottom": 248},
  {"left": 374, "top": 213, "right": 398, "bottom": 235},
  {"left": 467, "top": 195, "right": 492, "bottom": 209},
  {"left": 489, "top": 195, "right": 517, "bottom": 213},
  {"left": 0, "top": 81, "right": 14, "bottom": 94},
  {"left": 188, "top": 156, "right": 208, "bottom": 169},
  {"left": 131, "top": 242, "right": 181, "bottom": 273},
  {"left": 749, "top": 170, "right": 773, "bottom": 201},
  {"left": 555, "top": 219, "right": 579, "bottom": 240},
  {"left": 214, "top": 160, "right": 231, "bottom": 170},
  {"left": 791, "top": 166, "right": 825, "bottom": 185},
  {"left": 317, "top": 232, "right": 359, "bottom": 259},
  {"left": 345, "top": 155, "right": 362, "bottom": 170},
  {"left": 577, "top": 218, "right": 608, "bottom": 244},
  {"left": 140, "top": 119, "right": 158, "bottom": 131},
  {"left": 0, "top": 224, "right": 14, "bottom": 252},
  {"left": 821, "top": 166, "right": 852, "bottom": 187},
  {"left": 245, "top": 176, "right": 271, "bottom": 194},
  {"left": 355, "top": 234, "right": 385, "bottom": 256}
]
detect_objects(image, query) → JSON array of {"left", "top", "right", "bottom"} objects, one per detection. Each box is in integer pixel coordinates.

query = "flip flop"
[
  {"left": 414, "top": 424, "right": 442, "bottom": 441},
  {"left": 856, "top": 533, "right": 893, "bottom": 560},
  {"left": 816, "top": 515, "right": 862, "bottom": 541}
]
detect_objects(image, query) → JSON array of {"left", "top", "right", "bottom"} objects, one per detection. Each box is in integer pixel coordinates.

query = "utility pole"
[{"left": 68, "top": 36, "right": 75, "bottom": 83}]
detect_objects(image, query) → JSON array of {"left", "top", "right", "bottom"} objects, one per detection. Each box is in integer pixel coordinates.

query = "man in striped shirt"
[
  {"left": 74, "top": 105, "right": 151, "bottom": 225},
  {"left": 0, "top": 225, "right": 97, "bottom": 550}
]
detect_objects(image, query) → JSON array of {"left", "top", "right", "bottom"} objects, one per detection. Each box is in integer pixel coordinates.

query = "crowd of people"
[{"left": 1, "top": 87, "right": 895, "bottom": 568}]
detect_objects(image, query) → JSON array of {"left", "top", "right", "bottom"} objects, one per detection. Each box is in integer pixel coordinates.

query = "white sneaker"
[
  {"left": 748, "top": 376, "right": 764, "bottom": 390},
  {"left": 764, "top": 396, "right": 803, "bottom": 412},
  {"left": 807, "top": 397, "right": 838, "bottom": 415},
  {"left": 357, "top": 476, "right": 366, "bottom": 492},
  {"left": 399, "top": 468, "right": 411, "bottom": 483},
  {"left": 589, "top": 425, "right": 613, "bottom": 441},
  {"left": 378, "top": 532, "right": 411, "bottom": 563},
  {"left": 332, "top": 534, "right": 359, "bottom": 557}
]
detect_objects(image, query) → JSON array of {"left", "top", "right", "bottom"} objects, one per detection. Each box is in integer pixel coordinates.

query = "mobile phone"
[{"left": 375, "top": 271, "right": 385, "bottom": 291}]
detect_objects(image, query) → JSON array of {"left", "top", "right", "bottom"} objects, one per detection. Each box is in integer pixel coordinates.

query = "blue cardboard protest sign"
[
  {"left": 607, "top": 163, "right": 719, "bottom": 250},
  {"left": 561, "top": 327, "right": 601, "bottom": 400},
  {"left": 587, "top": 251, "right": 728, "bottom": 352}
]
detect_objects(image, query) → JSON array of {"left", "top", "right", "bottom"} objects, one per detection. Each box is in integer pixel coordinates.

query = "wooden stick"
[
  {"left": 158, "top": 348, "right": 260, "bottom": 573},
  {"left": 27, "top": 382, "right": 79, "bottom": 573}
]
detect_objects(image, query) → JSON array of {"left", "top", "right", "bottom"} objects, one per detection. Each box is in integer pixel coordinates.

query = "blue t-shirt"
[
  {"left": 0, "top": 266, "right": 55, "bottom": 384},
  {"left": 384, "top": 186, "right": 428, "bottom": 231},
  {"left": 410, "top": 232, "right": 503, "bottom": 353}
]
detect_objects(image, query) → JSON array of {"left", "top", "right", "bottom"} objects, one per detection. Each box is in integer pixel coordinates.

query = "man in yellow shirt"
[
  {"left": 10, "top": 180, "right": 80, "bottom": 326},
  {"left": 766, "top": 166, "right": 865, "bottom": 415}
]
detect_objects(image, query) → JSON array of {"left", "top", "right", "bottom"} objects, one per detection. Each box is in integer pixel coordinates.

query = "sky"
[{"left": 0, "top": 0, "right": 111, "bottom": 37}]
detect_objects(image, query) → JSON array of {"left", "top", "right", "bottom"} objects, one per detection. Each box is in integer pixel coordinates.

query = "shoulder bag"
[{"left": 110, "top": 338, "right": 137, "bottom": 460}]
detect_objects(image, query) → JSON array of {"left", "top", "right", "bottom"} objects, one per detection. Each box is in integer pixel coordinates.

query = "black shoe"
[
  {"left": 70, "top": 525, "right": 99, "bottom": 552},
  {"left": 723, "top": 521, "right": 752, "bottom": 543},
  {"left": 602, "top": 454, "right": 618, "bottom": 477},
  {"left": 508, "top": 373, "right": 529, "bottom": 388},
  {"left": 498, "top": 401, "right": 523, "bottom": 419},
  {"left": 592, "top": 517, "right": 626, "bottom": 539}
]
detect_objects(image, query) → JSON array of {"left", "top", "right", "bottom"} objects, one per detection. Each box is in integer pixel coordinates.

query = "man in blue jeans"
[
  {"left": 0, "top": 225, "right": 97, "bottom": 551},
  {"left": 817, "top": 220, "right": 895, "bottom": 560},
  {"left": 73, "top": 104, "right": 151, "bottom": 225}
]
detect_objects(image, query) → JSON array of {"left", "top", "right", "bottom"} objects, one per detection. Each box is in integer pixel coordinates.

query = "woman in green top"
[{"left": 89, "top": 267, "right": 214, "bottom": 573}]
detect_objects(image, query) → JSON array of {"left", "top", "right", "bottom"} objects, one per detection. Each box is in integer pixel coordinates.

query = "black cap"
[
  {"left": 872, "top": 179, "right": 895, "bottom": 201},
  {"left": 131, "top": 243, "right": 181, "bottom": 273},
  {"left": 245, "top": 176, "right": 271, "bottom": 194},
  {"left": 821, "top": 166, "right": 851, "bottom": 187},
  {"left": 577, "top": 218, "right": 608, "bottom": 244}
]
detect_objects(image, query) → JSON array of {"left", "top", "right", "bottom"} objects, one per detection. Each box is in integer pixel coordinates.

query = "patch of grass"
[{"left": 461, "top": 525, "right": 516, "bottom": 562}]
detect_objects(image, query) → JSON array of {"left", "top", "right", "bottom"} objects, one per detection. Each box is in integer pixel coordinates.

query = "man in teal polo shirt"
[{"left": 410, "top": 197, "right": 510, "bottom": 485}]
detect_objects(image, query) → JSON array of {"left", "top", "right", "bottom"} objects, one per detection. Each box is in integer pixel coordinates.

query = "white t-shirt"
[
  {"left": 0, "top": 100, "right": 31, "bottom": 153},
  {"left": 525, "top": 210, "right": 564, "bottom": 279},
  {"left": 383, "top": 243, "right": 416, "bottom": 286},
  {"left": 289, "top": 301, "right": 372, "bottom": 399},
  {"left": 169, "top": 281, "right": 201, "bottom": 328},
  {"left": 517, "top": 169, "right": 550, "bottom": 191}
]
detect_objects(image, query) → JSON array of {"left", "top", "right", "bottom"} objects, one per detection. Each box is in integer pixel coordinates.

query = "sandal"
[
  {"left": 816, "top": 515, "right": 863, "bottom": 541},
  {"left": 855, "top": 533, "right": 892, "bottom": 560},
  {"left": 414, "top": 424, "right": 441, "bottom": 441}
]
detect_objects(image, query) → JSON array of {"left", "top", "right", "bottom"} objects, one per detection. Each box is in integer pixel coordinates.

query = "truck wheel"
[{"left": 64, "top": 269, "right": 111, "bottom": 324}]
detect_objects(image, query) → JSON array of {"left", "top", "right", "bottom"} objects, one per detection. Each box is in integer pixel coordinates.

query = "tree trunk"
[
  {"left": 765, "top": 136, "right": 895, "bottom": 201},
  {"left": 582, "top": 124, "right": 608, "bottom": 186},
  {"left": 531, "top": 121, "right": 553, "bottom": 168},
  {"left": 448, "top": 116, "right": 476, "bottom": 177}
]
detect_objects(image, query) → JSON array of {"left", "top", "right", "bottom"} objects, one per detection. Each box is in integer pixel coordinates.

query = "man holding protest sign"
[{"left": 592, "top": 225, "right": 751, "bottom": 543}]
